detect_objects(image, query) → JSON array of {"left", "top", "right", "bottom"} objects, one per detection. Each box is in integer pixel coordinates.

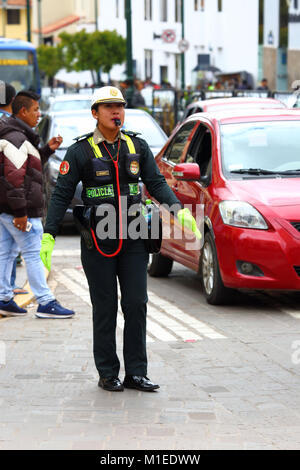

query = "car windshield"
[
  {"left": 51, "top": 112, "right": 166, "bottom": 149},
  {"left": 221, "top": 121, "right": 300, "bottom": 176},
  {"left": 51, "top": 99, "right": 91, "bottom": 112},
  {"left": 52, "top": 116, "right": 95, "bottom": 148},
  {"left": 122, "top": 113, "right": 166, "bottom": 147}
]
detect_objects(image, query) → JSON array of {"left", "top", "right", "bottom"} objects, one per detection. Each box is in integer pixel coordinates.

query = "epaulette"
[
  {"left": 122, "top": 129, "right": 141, "bottom": 138},
  {"left": 74, "top": 132, "right": 94, "bottom": 142}
]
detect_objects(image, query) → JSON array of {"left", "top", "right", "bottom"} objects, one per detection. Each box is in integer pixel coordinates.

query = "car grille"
[
  {"left": 294, "top": 266, "right": 300, "bottom": 277},
  {"left": 290, "top": 221, "right": 300, "bottom": 232}
]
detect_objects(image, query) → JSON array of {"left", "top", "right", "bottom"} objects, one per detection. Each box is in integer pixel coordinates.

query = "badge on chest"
[{"left": 125, "top": 153, "right": 141, "bottom": 178}]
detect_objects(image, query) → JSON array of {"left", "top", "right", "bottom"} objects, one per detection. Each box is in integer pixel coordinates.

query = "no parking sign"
[{"left": 161, "top": 29, "right": 176, "bottom": 43}]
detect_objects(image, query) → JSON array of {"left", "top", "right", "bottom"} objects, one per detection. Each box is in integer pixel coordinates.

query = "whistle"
[{"left": 114, "top": 119, "right": 121, "bottom": 126}]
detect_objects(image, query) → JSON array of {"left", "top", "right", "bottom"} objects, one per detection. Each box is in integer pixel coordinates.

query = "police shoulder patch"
[
  {"left": 59, "top": 160, "right": 70, "bottom": 175},
  {"left": 122, "top": 129, "right": 141, "bottom": 138},
  {"left": 74, "top": 132, "right": 94, "bottom": 142}
]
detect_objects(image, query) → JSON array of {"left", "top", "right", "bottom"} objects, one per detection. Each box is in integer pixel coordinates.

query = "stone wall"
[
  {"left": 262, "top": 47, "right": 277, "bottom": 90},
  {"left": 287, "top": 49, "right": 300, "bottom": 89}
]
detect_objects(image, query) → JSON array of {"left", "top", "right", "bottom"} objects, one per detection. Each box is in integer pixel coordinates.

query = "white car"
[
  {"left": 47, "top": 93, "right": 93, "bottom": 112},
  {"left": 38, "top": 108, "right": 167, "bottom": 225}
]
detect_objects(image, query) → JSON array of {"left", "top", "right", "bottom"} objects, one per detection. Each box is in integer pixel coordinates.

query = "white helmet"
[{"left": 91, "top": 86, "right": 126, "bottom": 108}]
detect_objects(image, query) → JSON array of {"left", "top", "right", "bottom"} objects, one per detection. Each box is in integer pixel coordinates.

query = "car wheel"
[
  {"left": 148, "top": 253, "right": 173, "bottom": 277},
  {"left": 200, "top": 232, "right": 232, "bottom": 305}
]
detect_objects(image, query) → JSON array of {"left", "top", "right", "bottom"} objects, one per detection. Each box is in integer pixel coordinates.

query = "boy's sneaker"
[
  {"left": 0, "top": 299, "right": 27, "bottom": 316},
  {"left": 35, "top": 300, "right": 75, "bottom": 319}
]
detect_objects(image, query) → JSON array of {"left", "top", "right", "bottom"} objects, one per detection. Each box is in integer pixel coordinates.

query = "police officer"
[{"left": 40, "top": 86, "right": 200, "bottom": 392}]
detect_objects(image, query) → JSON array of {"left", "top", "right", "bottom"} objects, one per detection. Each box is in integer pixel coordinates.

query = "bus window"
[
  {"left": 0, "top": 51, "right": 37, "bottom": 93},
  {"left": 0, "top": 39, "right": 40, "bottom": 94}
]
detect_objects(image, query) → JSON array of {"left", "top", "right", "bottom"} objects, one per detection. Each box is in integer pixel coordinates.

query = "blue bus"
[{"left": 0, "top": 38, "right": 41, "bottom": 94}]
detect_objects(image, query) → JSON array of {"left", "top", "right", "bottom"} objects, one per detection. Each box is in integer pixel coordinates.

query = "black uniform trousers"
[{"left": 81, "top": 237, "right": 149, "bottom": 379}]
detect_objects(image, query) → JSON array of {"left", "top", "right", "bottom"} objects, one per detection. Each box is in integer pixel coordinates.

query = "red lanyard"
[{"left": 90, "top": 139, "right": 124, "bottom": 258}]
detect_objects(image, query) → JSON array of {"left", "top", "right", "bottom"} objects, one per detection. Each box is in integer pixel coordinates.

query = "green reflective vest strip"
[{"left": 87, "top": 134, "right": 136, "bottom": 158}]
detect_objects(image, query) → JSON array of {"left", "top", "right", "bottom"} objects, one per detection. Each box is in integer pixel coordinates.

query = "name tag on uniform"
[{"left": 96, "top": 170, "right": 110, "bottom": 177}]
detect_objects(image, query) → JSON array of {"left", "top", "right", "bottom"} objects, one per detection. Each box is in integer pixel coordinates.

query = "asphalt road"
[
  {"left": 1, "top": 230, "right": 300, "bottom": 450},
  {"left": 56, "top": 230, "right": 300, "bottom": 330}
]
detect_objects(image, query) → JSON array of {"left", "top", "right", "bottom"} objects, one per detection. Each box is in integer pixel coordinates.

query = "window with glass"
[
  {"left": 51, "top": 99, "right": 91, "bottom": 112},
  {"left": 160, "top": 0, "right": 168, "bottom": 21},
  {"left": 175, "top": 0, "right": 182, "bottom": 22},
  {"left": 218, "top": 0, "right": 223, "bottom": 12},
  {"left": 0, "top": 50, "right": 37, "bottom": 92},
  {"left": 123, "top": 112, "right": 167, "bottom": 148},
  {"left": 164, "top": 121, "right": 198, "bottom": 164},
  {"left": 185, "top": 125, "right": 212, "bottom": 179},
  {"left": 144, "top": 0, "right": 152, "bottom": 20},
  {"left": 194, "top": 0, "right": 204, "bottom": 11},
  {"left": 144, "top": 49, "right": 153, "bottom": 80},
  {"left": 7, "top": 9, "right": 21, "bottom": 25},
  {"left": 221, "top": 121, "right": 300, "bottom": 177}
]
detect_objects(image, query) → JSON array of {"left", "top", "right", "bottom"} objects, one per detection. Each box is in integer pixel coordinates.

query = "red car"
[
  {"left": 148, "top": 108, "right": 300, "bottom": 305},
  {"left": 181, "top": 97, "right": 287, "bottom": 121}
]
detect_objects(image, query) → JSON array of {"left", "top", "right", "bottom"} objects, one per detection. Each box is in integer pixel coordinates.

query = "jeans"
[
  {"left": 0, "top": 213, "right": 55, "bottom": 305},
  {"left": 10, "top": 258, "right": 17, "bottom": 289}
]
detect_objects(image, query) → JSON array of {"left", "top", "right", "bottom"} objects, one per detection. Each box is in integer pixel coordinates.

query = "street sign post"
[
  {"left": 125, "top": 0, "right": 134, "bottom": 107},
  {"left": 178, "top": 39, "right": 189, "bottom": 53}
]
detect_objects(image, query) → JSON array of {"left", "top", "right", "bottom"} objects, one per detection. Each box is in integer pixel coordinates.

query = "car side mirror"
[{"left": 172, "top": 163, "right": 201, "bottom": 181}]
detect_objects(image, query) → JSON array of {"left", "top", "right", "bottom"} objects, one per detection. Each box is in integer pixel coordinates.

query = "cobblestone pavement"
[{"left": 1, "top": 243, "right": 300, "bottom": 450}]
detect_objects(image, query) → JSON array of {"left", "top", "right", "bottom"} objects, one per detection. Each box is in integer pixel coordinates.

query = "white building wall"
[
  {"left": 288, "top": 0, "right": 300, "bottom": 49},
  {"left": 95, "top": 0, "right": 258, "bottom": 88},
  {"left": 263, "top": 0, "right": 280, "bottom": 47},
  {"left": 219, "top": 0, "right": 259, "bottom": 78}
]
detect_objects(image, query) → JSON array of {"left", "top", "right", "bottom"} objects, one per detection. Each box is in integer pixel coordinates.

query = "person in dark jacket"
[
  {"left": 0, "top": 82, "right": 24, "bottom": 292},
  {"left": 0, "top": 82, "right": 27, "bottom": 294},
  {"left": 0, "top": 90, "right": 74, "bottom": 319},
  {"left": 40, "top": 86, "right": 201, "bottom": 392}
]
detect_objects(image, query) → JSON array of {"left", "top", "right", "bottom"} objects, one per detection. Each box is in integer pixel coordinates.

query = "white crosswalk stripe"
[
  {"left": 56, "top": 271, "right": 91, "bottom": 306},
  {"left": 57, "top": 268, "right": 227, "bottom": 342},
  {"left": 63, "top": 268, "right": 89, "bottom": 289},
  {"left": 53, "top": 249, "right": 81, "bottom": 257},
  {"left": 147, "top": 304, "right": 203, "bottom": 341},
  {"left": 60, "top": 269, "right": 155, "bottom": 342},
  {"left": 148, "top": 291, "right": 226, "bottom": 339}
]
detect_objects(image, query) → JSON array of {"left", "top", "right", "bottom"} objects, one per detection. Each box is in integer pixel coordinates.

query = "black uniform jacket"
[{"left": 44, "top": 128, "right": 182, "bottom": 238}]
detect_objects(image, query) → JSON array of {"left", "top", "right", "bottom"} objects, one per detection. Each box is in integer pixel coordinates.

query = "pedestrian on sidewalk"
[
  {"left": 0, "top": 90, "right": 75, "bottom": 319},
  {"left": 0, "top": 82, "right": 27, "bottom": 294},
  {"left": 40, "top": 86, "right": 200, "bottom": 392}
]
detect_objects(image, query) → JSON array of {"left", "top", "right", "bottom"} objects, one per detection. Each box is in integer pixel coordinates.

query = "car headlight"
[
  {"left": 48, "top": 159, "right": 61, "bottom": 180},
  {"left": 219, "top": 201, "right": 268, "bottom": 229}
]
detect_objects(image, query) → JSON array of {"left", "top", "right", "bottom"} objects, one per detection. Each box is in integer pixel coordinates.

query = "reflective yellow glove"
[
  {"left": 40, "top": 233, "right": 55, "bottom": 271},
  {"left": 177, "top": 208, "right": 202, "bottom": 240}
]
